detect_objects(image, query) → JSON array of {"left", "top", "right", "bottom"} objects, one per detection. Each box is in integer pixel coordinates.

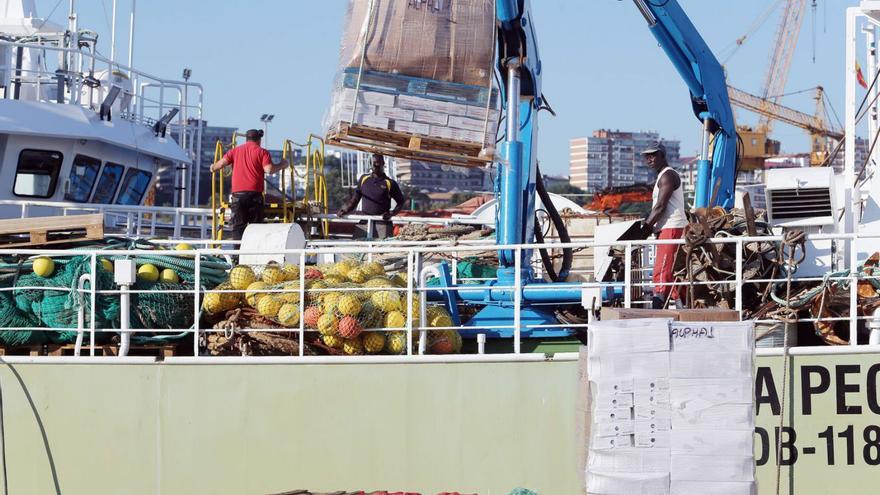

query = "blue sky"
[{"left": 41, "top": 0, "right": 857, "bottom": 176}]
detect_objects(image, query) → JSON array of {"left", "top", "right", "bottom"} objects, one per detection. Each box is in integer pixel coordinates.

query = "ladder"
[{"left": 210, "top": 133, "right": 330, "bottom": 241}]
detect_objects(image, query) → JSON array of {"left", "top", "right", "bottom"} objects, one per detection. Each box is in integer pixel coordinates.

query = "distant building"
[
  {"left": 184, "top": 120, "right": 239, "bottom": 206},
  {"left": 569, "top": 130, "right": 681, "bottom": 193},
  {"left": 541, "top": 174, "right": 574, "bottom": 191},
  {"left": 677, "top": 156, "right": 697, "bottom": 193},
  {"left": 829, "top": 136, "right": 869, "bottom": 173},
  {"left": 395, "top": 159, "right": 490, "bottom": 192}
]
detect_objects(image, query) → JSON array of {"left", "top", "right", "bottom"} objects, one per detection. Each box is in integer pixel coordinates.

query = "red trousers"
[{"left": 653, "top": 228, "right": 685, "bottom": 298}]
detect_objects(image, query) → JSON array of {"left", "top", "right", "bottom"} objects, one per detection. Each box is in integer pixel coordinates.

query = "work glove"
[
  {"left": 382, "top": 212, "right": 393, "bottom": 221},
  {"left": 336, "top": 209, "right": 347, "bottom": 218}
]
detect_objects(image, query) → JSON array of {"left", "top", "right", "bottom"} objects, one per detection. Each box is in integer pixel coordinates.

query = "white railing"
[
  {"left": 0, "top": 39, "right": 203, "bottom": 134},
  {"left": 0, "top": 230, "right": 876, "bottom": 362},
  {"left": 0, "top": 199, "right": 213, "bottom": 238},
  {"left": 0, "top": 199, "right": 501, "bottom": 242}
]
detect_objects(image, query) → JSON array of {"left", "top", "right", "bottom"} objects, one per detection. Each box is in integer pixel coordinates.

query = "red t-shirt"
[{"left": 224, "top": 141, "right": 272, "bottom": 193}]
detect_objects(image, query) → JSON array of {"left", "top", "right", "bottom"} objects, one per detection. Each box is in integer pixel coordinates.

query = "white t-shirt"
[{"left": 652, "top": 167, "right": 688, "bottom": 230}]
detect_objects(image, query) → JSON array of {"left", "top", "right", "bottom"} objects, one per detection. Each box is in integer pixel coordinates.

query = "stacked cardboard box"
[
  {"left": 327, "top": 0, "right": 499, "bottom": 150},
  {"left": 326, "top": 86, "right": 500, "bottom": 146},
  {"left": 585, "top": 318, "right": 755, "bottom": 495}
]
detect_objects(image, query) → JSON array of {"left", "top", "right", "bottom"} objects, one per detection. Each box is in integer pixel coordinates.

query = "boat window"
[
  {"left": 115, "top": 168, "right": 152, "bottom": 205},
  {"left": 63, "top": 154, "right": 101, "bottom": 202},
  {"left": 91, "top": 163, "right": 125, "bottom": 204},
  {"left": 13, "top": 149, "right": 63, "bottom": 198}
]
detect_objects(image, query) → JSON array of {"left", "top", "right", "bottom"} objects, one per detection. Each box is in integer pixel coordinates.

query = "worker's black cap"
[
  {"left": 246, "top": 129, "right": 264, "bottom": 141},
  {"left": 641, "top": 141, "right": 666, "bottom": 156}
]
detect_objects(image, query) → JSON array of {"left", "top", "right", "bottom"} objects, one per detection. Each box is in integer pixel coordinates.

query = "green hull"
[{"left": 0, "top": 353, "right": 875, "bottom": 494}]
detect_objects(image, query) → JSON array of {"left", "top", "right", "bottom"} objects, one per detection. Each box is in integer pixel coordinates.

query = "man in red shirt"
[{"left": 210, "top": 129, "right": 288, "bottom": 240}]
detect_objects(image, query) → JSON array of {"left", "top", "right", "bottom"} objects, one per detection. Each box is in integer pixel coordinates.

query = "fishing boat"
[{"left": 0, "top": 1, "right": 877, "bottom": 494}]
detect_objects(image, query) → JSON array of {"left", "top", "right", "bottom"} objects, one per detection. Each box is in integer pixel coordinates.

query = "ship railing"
[
  {"left": 0, "top": 39, "right": 203, "bottom": 155},
  {"left": 0, "top": 199, "right": 506, "bottom": 241},
  {"left": 0, "top": 199, "right": 213, "bottom": 238},
  {"left": 0, "top": 230, "right": 877, "bottom": 361}
]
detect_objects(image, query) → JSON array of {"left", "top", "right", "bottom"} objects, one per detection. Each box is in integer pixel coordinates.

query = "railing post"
[
  {"left": 193, "top": 253, "right": 201, "bottom": 356},
  {"left": 514, "top": 245, "right": 522, "bottom": 354},
  {"left": 851, "top": 237, "right": 859, "bottom": 345},
  {"left": 735, "top": 238, "right": 743, "bottom": 318},
  {"left": 624, "top": 242, "right": 632, "bottom": 308},
  {"left": 173, "top": 211, "right": 182, "bottom": 238},
  {"left": 406, "top": 250, "right": 415, "bottom": 356},
  {"left": 298, "top": 250, "right": 306, "bottom": 357},
  {"left": 90, "top": 253, "right": 97, "bottom": 356}
]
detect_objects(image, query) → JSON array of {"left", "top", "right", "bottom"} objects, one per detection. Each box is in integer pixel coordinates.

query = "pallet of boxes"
[
  {"left": 578, "top": 310, "right": 757, "bottom": 495},
  {"left": 324, "top": 0, "right": 500, "bottom": 167}
]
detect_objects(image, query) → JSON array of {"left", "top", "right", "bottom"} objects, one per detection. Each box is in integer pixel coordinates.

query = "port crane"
[
  {"left": 728, "top": 85, "right": 842, "bottom": 166},
  {"left": 451, "top": 0, "right": 739, "bottom": 336},
  {"left": 726, "top": 0, "right": 835, "bottom": 167}
]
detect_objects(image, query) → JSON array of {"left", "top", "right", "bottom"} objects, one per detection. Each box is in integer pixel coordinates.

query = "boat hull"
[{"left": 0, "top": 353, "right": 875, "bottom": 494}]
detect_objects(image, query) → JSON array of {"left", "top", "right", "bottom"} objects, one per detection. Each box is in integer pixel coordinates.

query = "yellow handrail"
[
  {"left": 211, "top": 139, "right": 225, "bottom": 242},
  {"left": 286, "top": 134, "right": 328, "bottom": 238},
  {"left": 210, "top": 132, "right": 243, "bottom": 242},
  {"left": 281, "top": 139, "right": 295, "bottom": 222}
]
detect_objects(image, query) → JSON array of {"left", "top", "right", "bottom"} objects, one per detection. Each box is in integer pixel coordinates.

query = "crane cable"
[{"left": 720, "top": 0, "right": 785, "bottom": 64}]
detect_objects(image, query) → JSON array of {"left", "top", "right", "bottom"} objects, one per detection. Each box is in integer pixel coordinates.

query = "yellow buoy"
[
  {"left": 175, "top": 242, "right": 195, "bottom": 258},
  {"left": 32, "top": 257, "right": 55, "bottom": 278},
  {"left": 100, "top": 258, "right": 113, "bottom": 272},
  {"left": 137, "top": 264, "right": 159, "bottom": 282},
  {"left": 159, "top": 269, "right": 180, "bottom": 284},
  {"left": 230, "top": 266, "right": 256, "bottom": 290}
]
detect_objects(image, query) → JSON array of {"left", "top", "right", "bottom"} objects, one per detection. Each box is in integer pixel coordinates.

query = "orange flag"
[{"left": 857, "top": 61, "right": 869, "bottom": 89}]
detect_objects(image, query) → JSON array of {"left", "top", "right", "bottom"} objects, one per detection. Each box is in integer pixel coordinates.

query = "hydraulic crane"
[
  {"left": 452, "top": 0, "right": 740, "bottom": 337},
  {"left": 631, "top": 0, "right": 739, "bottom": 209}
]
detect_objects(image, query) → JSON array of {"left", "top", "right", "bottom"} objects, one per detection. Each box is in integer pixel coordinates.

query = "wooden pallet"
[
  {"left": 0, "top": 341, "right": 184, "bottom": 359},
  {"left": 327, "top": 123, "right": 492, "bottom": 168},
  {"left": 0, "top": 213, "right": 104, "bottom": 247}
]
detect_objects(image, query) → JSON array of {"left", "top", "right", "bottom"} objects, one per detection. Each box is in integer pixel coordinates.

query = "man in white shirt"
[{"left": 640, "top": 142, "right": 688, "bottom": 309}]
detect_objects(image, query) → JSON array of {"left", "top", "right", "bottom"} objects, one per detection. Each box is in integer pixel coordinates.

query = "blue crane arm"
[
  {"left": 633, "top": 0, "right": 738, "bottom": 209},
  {"left": 489, "top": 0, "right": 736, "bottom": 274},
  {"left": 494, "top": 0, "right": 543, "bottom": 272}
]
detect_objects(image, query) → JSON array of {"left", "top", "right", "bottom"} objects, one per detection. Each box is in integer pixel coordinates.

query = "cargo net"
[
  {"left": 202, "top": 258, "right": 462, "bottom": 356},
  {"left": 0, "top": 243, "right": 231, "bottom": 348}
]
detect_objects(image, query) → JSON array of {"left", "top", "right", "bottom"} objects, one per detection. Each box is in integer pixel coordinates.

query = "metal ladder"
[{"left": 210, "top": 133, "right": 330, "bottom": 241}]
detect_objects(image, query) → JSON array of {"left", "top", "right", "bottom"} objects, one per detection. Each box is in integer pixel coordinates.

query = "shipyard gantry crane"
[
  {"left": 727, "top": 0, "right": 833, "bottom": 169},
  {"left": 728, "top": 85, "right": 842, "bottom": 166},
  {"left": 760, "top": 0, "right": 810, "bottom": 135}
]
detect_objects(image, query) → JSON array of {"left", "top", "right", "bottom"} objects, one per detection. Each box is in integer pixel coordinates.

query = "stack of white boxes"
[
  {"left": 326, "top": 87, "right": 500, "bottom": 145},
  {"left": 586, "top": 318, "right": 755, "bottom": 495}
]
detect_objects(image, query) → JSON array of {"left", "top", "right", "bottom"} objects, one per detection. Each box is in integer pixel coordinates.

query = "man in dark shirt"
[{"left": 336, "top": 154, "right": 405, "bottom": 239}]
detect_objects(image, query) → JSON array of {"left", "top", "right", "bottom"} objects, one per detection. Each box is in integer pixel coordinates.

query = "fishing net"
[
  {"left": 0, "top": 240, "right": 232, "bottom": 347},
  {"left": 213, "top": 258, "right": 462, "bottom": 356}
]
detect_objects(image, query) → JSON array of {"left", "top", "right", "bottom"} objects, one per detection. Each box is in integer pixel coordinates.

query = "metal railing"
[
  {"left": 0, "top": 199, "right": 213, "bottom": 238},
  {"left": 0, "top": 230, "right": 877, "bottom": 363},
  {"left": 0, "top": 39, "right": 203, "bottom": 133}
]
